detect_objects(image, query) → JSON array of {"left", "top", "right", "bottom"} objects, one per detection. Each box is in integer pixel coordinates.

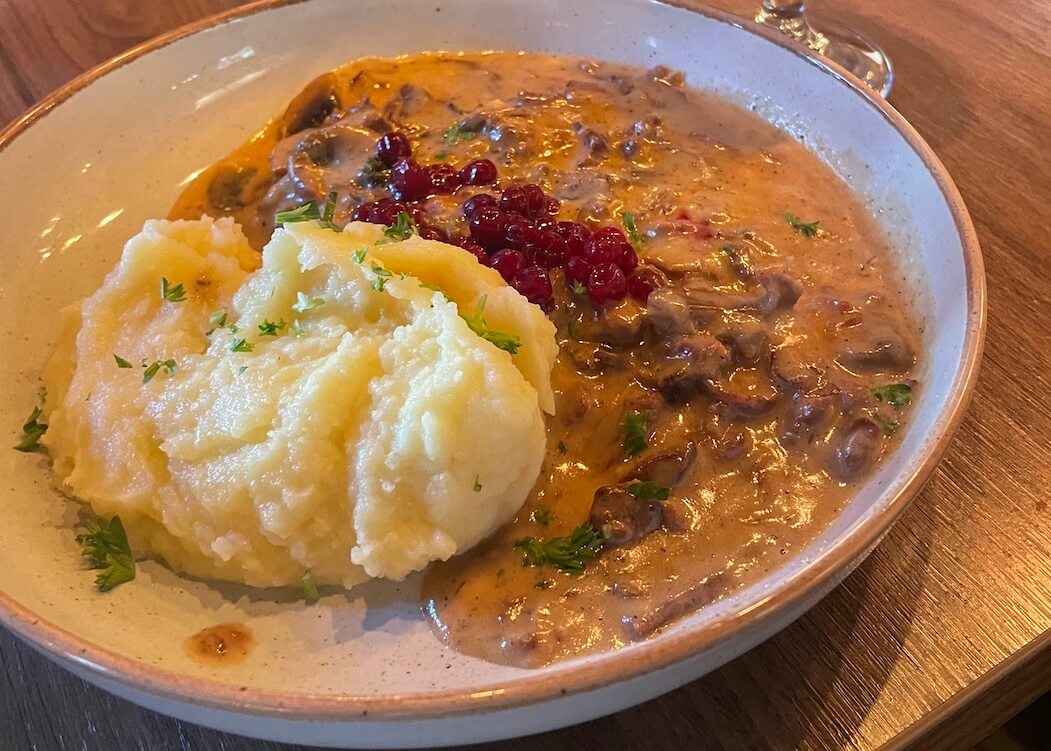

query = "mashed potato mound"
[{"left": 43, "top": 217, "right": 557, "bottom": 588}]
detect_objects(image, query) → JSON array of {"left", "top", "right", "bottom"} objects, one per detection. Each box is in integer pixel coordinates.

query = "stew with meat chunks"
[{"left": 171, "top": 51, "right": 921, "bottom": 667}]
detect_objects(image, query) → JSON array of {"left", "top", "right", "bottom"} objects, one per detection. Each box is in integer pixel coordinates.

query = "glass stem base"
[{"left": 755, "top": 7, "right": 894, "bottom": 97}]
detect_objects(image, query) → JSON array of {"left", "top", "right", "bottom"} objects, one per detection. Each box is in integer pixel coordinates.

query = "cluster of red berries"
[
  {"left": 349, "top": 131, "right": 655, "bottom": 309},
  {"left": 370, "top": 131, "right": 500, "bottom": 201}
]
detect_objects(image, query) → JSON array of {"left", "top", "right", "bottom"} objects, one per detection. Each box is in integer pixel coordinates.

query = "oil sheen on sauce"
[{"left": 171, "top": 52, "right": 922, "bottom": 668}]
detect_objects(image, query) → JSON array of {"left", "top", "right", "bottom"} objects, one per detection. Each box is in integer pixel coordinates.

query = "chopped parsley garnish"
[
  {"left": 206, "top": 309, "right": 228, "bottom": 335},
  {"left": 257, "top": 319, "right": 286, "bottom": 336},
  {"left": 237, "top": 366, "right": 248, "bottom": 375},
  {"left": 14, "top": 405, "right": 47, "bottom": 452},
  {"left": 531, "top": 507, "right": 553, "bottom": 527},
  {"left": 160, "top": 277, "right": 187, "bottom": 303},
  {"left": 113, "top": 355, "right": 133, "bottom": 369},
  {"left": 620, "top": 411, "right": 649, "bottom": 457},
  {"left": 275, "top": 201, "right": 319, "bottom": 224},
  {"left": 292, "top": 291, "right": 325, "bottom": 313},
  {"left": 473, "top": 476, "right": 483, "bottom": 492},
  {"left": 229, "top": 339, "right": 253, "bottom": 353},
  {"left": 321, "top": 191, "right": 337, "bottom": 227},
  {"left": 352, "top": 247, "right": 368, "bottom": 263},
  {"left": 357, "top": 156, "right": 390, "bottom": 189},
  {"left": 442, "top": 123, "right": 477, "bottom": 146},
  {"left": 461, "top": 295, "right": 522, "bottom": 354},
  {"left": 563, "top": 303, "right": 582, "bottom": 342},
  {"left": 783, "top": 211, "right": 821, "bottom": 238},
  {"left": 625, "top": 481, "right": 670, "bottom": 501},
  {"left": 142, "top": 359, "right": 177, "bottom": 383},
  {"left": 75, "top": 516, "right": 135, "bottom": 592},
  {"left": 301, "top": 571, "right": 320, "bottom": 603},
  {"left": 380, "top": 211, "right": 418, "bottom": 243},
  {"left": 514, "top": 522, "right": 602, "bottom": 574},
  {"left": 872, "top": 383, "right": 913, "bottom": 408},
  {"left": 569, "top": 280, "right": 587, "bottom": 295},
  {"left": 370, "top": 263, "right": 393, "bottom": 292},
  {"left": 275, "top": 193, "right": 341, "bottom": 231},
  {"left": 720, "top": 243, "right": 744, "bottom": 263},
  {"left": 870, "top": 412, "right": 898, "bottom": 436},
  {"left": 557, "top": 440, "right": 567, "bottom": 455},
  {"left": 620, "top": 210, "right": 645, "bottom": 254},
  {"left": 290, "top": 319, "right": 305, "bottom": 337}
]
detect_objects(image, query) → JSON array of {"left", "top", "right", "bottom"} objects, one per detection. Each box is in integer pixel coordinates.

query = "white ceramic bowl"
[{"left": 0, "top": 0, "right": 984, "bottom": 747}]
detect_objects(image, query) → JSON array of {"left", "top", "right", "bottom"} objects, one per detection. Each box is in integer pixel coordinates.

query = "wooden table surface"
[{"left": 1, "top": 0, "right": 1049, "bottom": 749}]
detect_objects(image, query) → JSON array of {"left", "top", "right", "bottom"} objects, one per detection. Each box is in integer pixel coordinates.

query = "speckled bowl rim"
[{"left": 0, "top": 0, "right": 986, "bottom": 723}]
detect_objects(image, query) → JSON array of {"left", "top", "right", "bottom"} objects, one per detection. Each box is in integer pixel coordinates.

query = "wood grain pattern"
[{"left": 0, "top": 0, "right": 1048, "bottom": 749}]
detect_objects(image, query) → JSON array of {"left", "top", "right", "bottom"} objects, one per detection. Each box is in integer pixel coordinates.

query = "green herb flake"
[
  {"left": 531, "top": 508, "right": 553, "bottom": 527},
  {"left": 620, "top": 210, "right": 645, "bottom": 254},
  {"left": 352, "top": 247, "right": 368, "bottom": 264},
  {"left": 276, "top": 194, "right": 340, "bottom": 231},
  {"left": 75, "top": 516, "right": 135, "bottom": 592},
  {"left": 237, "top": 366, "right": 248, "bottom": 375},
  {"left": 380, "top": 211, "right": 418, "bottom": 243},
  {"left": 370, "top": 263, "right": 393, "bottom": 292},
  {"left": 720, "top": 243, "right": 745, "bottom": 264},
  {"left": 14, "top": 405, "right": 48, "bottom": 452},
  {"left": 870, "top": 412, "right": 898, "bottom": 436},
  {"left": 275, "top": 201, "right": 320, "bottom": 224},
  {"left": 783, "top": 211, "right": 821, "bottom": 238},
  {"left": 229, "top": 338, "right": 253, "bottom": 353},
  {"left": 292, "top": 291, "right": 325, "bottom": 313},
  {"left": 565, "top": 310, "right": 581, "bottom": 342},
  {"left": 625, "top": 481, "right": 670, "bottom": 501},
  {"left": 301, "top": 571, "right": 320, "bottom": 603},
  {"left": 514, "top": 522, "right": 602, "bottom": 574},
  {"left": 620, "top": 411, "right": 649, "bottom": 457},
  {"left": 142, "top": 359, "right": 178, "bottom": 383},
  {"left": 569, "top": 280, "right": 587, "bottom": 296},
  {"left": 206, "top": 309, "right": 228, "bottom": 335},
  {"left": 357, "top": 157, "right": 390, "bottom": 189},
  {"left": 442, "top": 123, "right": 477, "bottom": 146},
  {"left": 557, "top": 440, "right": 567, "bottom": 455},
  {"left": 160, "top": 277, "right": 187, "bottom": 303},
  {"left": 872, "top": 383, "right": 913, "bottom": 408},
  {"left": 257, "top": 319, "right": 286, "bottom": 337},
  {"left": 290, "top": 319, "right": 305, "bottom": 338},
  {"left": 473, "top": 476, "right": 483, "bottom": 492},
  {"left": 113, "top": 355, "right": 134, "bottom": 369},
  {"left": 321, "top": 191, "right": 338, "bottom": 227},
  {"left": 461, "top": 295, "right": 522, "bottom": 354}
]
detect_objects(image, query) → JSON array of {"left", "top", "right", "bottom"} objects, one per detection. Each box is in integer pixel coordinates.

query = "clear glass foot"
[{"left": 755, "top": 2, "right": 893, "bottom": 97}]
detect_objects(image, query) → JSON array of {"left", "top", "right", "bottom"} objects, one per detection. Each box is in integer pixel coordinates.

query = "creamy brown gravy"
[
  {"left": 186, "top": 623, "right": 254, "bottom": 664},
  {"left": 171, "top": 52, "right": 921, "bottom": 668}
]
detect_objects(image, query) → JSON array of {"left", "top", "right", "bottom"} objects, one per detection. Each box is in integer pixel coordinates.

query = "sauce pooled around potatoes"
[{"left": 171, "top": 51, "right": 921, "bottom": 667}]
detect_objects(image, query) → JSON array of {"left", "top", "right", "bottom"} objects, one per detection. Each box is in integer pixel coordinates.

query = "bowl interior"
[{"left": 0, "top": 0, "right": 979, "bottom": 708}]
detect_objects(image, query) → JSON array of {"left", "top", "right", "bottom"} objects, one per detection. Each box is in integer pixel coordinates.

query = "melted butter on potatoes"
[{"left": 43, "top": 217, "right": 556, "bottom": 588}]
